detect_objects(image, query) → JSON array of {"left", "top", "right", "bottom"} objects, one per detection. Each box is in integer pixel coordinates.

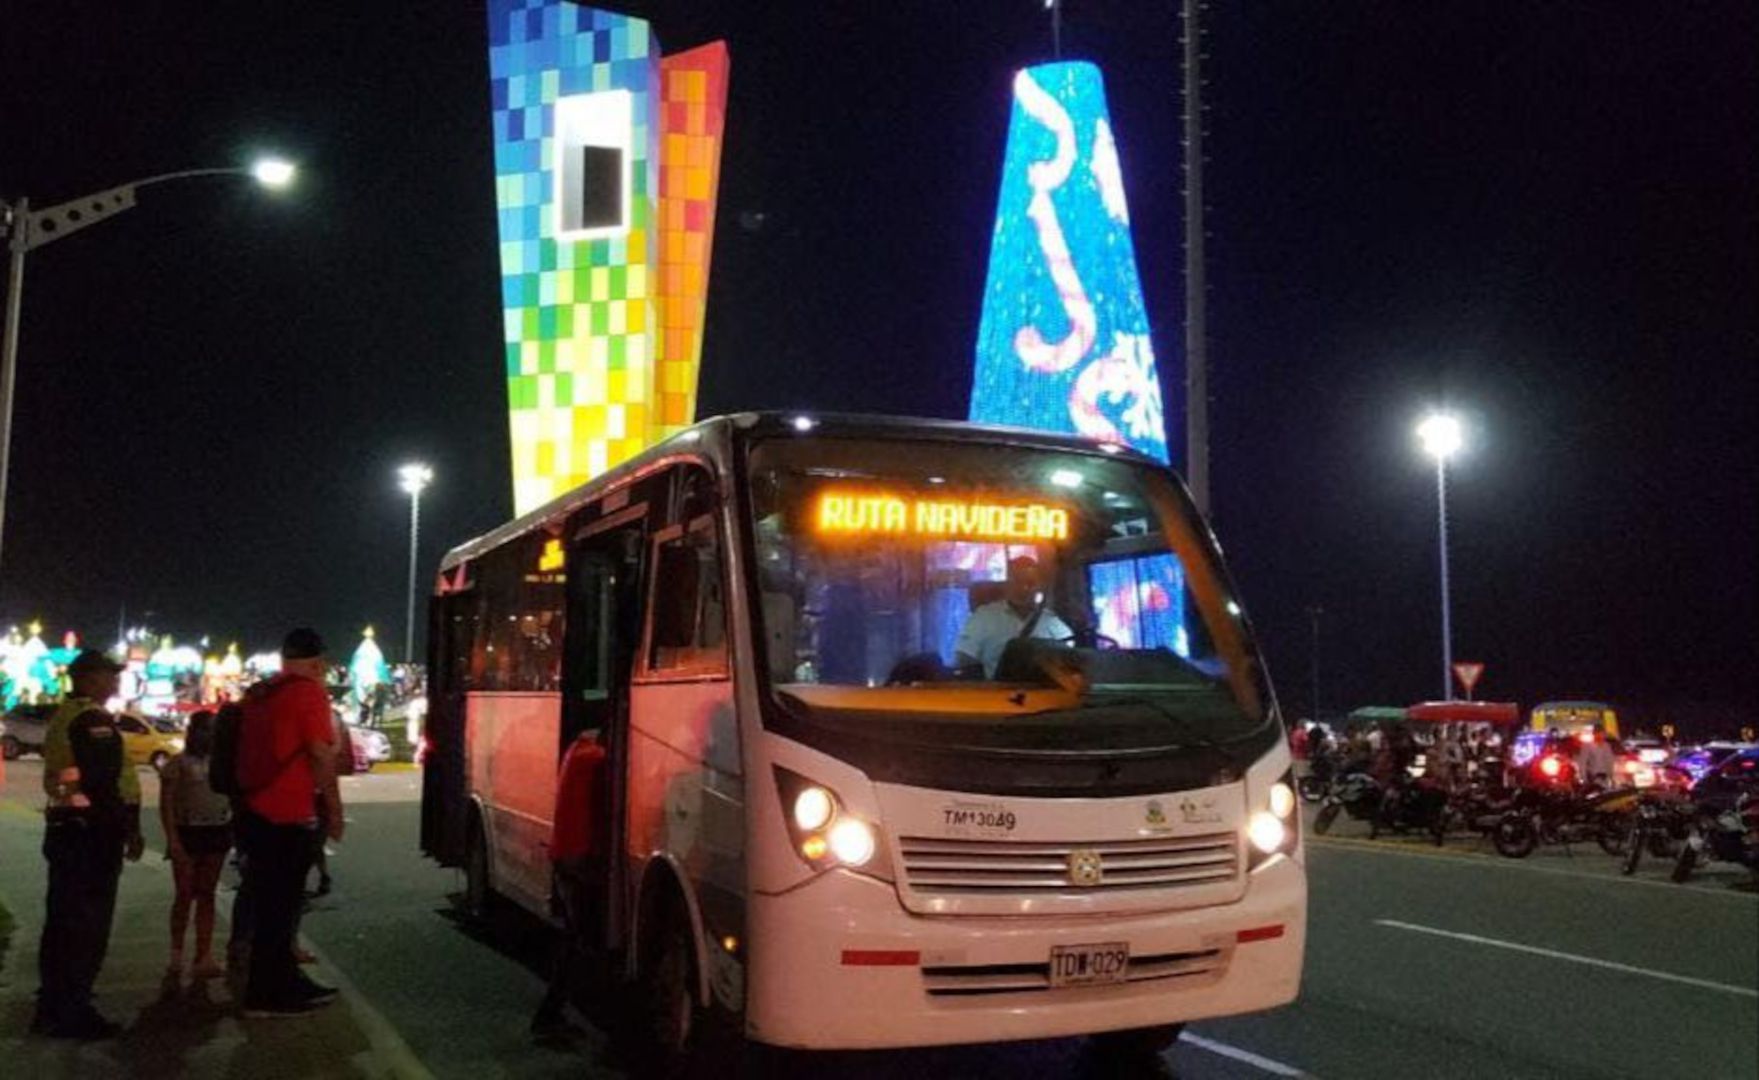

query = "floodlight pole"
[
  {"left": 1435, "top": 456, "right": 1453, "bottom": 700},
  {"left": 1182, "top": 0, "right": 1210, "bottom": 517},
  {"left": 405, "top": 487, "right": 422, "bottom": 665}
]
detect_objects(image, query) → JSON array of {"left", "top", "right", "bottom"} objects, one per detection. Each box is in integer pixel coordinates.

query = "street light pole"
[
  {"left": 0, "top": 159, "right": 296, "bottom": 577},
  {"left": 1417, "top": 412, "right": 1463, "bottom": 700},
  {"left": 398, "top": 463, "right": 434, "bottom": 665},
  {"left": 1434, "top": 455, "right": 1452, "bottom": 698}
]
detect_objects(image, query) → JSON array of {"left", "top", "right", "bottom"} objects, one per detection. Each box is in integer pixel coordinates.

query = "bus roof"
[{"left": 435, "top": 411, "right": 1164, "bottom": 576}]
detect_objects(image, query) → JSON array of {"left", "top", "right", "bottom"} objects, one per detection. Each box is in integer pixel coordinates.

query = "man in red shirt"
[
  {"left": 531, "top": 729, "right": 607, "bottom": 1035},
  {"left": 236, "top": 628, "right": 344, "bottom": 1017}
]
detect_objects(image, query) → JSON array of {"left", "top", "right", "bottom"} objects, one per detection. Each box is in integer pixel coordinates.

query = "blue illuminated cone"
[{"left": 970, "top": 62, "right": 1169, "bottom": 463}]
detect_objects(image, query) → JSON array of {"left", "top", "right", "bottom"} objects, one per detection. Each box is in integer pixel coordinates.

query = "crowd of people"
[
  {"left": 29, "top": 628, "right": 347, "bottom": 1039},
  {"left": 1292, "top": 719, "right": 1626, "bottom": 794}
]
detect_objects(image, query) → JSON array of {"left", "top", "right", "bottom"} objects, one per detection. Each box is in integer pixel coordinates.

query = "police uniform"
[{"left": 34, "top": 693, "right": 141, "bottom": 1034}]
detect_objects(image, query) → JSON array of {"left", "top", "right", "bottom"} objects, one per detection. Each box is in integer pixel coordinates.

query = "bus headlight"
[
  {"left": 1268, "top": 780, "right": 1296, "bottom": 820},
  {"left": 1248, "top": 771, "right": 1300, "bottom": 867},
  {"left": 793, "top": 787, "right": 835, "bottom": 832},
  {"left": 774, "top": 767, "right": 891, "bottom": 878},
  {"left": 828, "top": 818, "right": 876, "bottom": 866},
  {"left": 1248, "top": 811, "right": 1286, "bottom": 855}
]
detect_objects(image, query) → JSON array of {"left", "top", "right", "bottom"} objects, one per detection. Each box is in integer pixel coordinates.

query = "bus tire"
[
  {"left": 635, "top": 900, "right": 707, "bottom": 1079},
  {"left": 462, "top": 811, "right": 498, "bottom": 923},
  {"left": 1091, "top": 1022, "right": 1185, "bottom": 1058}
]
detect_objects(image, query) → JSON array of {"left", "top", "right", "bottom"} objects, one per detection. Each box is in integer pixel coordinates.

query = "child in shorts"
[{"left": 160, "top": 711, "right": 234, "bottom": 977}]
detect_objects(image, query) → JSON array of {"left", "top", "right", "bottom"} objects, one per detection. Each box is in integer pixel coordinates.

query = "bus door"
[{"left": 565, "top": 507, "right": 647, "bottom": 950}]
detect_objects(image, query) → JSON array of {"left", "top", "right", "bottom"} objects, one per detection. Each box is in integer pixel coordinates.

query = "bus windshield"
[{"left": 746, "top": 437, "right": 1270, "bottom": 759}]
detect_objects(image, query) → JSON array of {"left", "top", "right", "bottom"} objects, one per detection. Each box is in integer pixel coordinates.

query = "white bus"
[{"left": 420, "top": 412, "right": 1304, "bottom": 1067}]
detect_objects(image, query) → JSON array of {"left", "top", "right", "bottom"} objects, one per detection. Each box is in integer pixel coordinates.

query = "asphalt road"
[{"left": 3, "top": 761, "right": 1755, "bottom": 1078}]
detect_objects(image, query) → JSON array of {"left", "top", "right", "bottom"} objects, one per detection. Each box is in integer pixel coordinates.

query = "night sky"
[{"left": 2, "top": 2, "right": 1753, "bottom": 729}]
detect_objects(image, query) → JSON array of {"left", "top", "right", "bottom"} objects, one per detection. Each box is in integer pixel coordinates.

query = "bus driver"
[{"left": 954, "top": 555, "right": 1072, "bottom": 678}]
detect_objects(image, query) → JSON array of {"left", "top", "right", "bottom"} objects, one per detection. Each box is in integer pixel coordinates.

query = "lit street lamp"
[
  {"left": 1416, "top": 411, "right": 1464, "bottom": 699},
  {"left": 398, "top": 463, "right": 435, "bottom": 666},
  {"left": 0, "top": 158, "right": 297, "bottom": 574}
]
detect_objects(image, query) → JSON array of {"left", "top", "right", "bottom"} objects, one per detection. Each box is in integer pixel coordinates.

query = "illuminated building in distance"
[
  {"left": 487, "top": 0, "right": 728, "bottom": 514},
  {"left": 969, "top": 61, "right": 1169, "bottom": 464}
]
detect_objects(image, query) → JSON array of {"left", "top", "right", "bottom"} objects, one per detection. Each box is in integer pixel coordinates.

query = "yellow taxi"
[{"left": 116, "top": 713, "right": 185, "bottom": 771}]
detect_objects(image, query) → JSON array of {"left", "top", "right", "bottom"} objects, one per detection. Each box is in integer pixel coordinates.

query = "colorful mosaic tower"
[
  {"left": 969, "top": 62, "right": 1170, "bottom": 463},
  {"left": 486, "top": 1, "right": 729, "bottom": 514}
]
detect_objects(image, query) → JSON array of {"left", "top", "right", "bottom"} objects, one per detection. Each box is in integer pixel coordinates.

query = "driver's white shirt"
[{"left": 955, "top": 601, "right": 1073, "bottom": 678}]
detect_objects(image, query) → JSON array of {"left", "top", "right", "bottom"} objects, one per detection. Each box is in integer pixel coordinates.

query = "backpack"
[
  {"left": 207, "top": 700, "right": 249, "bottom": 798},
  {"left": 210, "top": 679, "right": 299, "bottom": 797}
]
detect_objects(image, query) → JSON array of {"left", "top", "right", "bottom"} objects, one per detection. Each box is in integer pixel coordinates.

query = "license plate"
[{"left": 1048, "top": 942, "right": 1130, "bottom": 988}]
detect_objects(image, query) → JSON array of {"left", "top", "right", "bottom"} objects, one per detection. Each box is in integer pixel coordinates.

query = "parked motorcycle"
[
  {"left": 1311, "top": 771, "right": 1381, "bottom": 835},
  {"left": 1620, "top": 786, "right": 1691, "bottom": 876},
  {"left": 1492, "top": 783, "right": 1636, "bottom": 859},
  {"left": 1371, "top": 774, "right": 1451, "bottom": 844},
  {"left": 1672, "top": 791, "right": 1759, "bottom": 884}
]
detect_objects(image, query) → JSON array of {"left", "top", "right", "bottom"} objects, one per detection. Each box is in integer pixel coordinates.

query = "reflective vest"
[{"left": 42, "top": 696, "right": 140, "bottom": 812}]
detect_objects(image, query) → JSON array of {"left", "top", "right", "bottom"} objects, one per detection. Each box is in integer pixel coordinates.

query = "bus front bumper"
[{"left": 744, "top": 854, "right": 1305, "bottom": 1051}]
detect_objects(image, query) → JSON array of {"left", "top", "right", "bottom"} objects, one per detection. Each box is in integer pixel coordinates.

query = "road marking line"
[
  {"left": 295, "top": 934, "right": 438, "bottom": 1080},
  {"left": 1181, "top": 1031, "right": 1313, "bottom": 1077},
  {"left": 1374, "top": 919, "right": 1759, "bottom": 999},
  {"left": 1310, "top": 835, "right": 1759, "bottom": 900}
]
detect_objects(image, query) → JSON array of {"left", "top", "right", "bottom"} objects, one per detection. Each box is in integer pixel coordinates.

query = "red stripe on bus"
[
  {"left": 840, "top": 949, "right": 921, "bottom": 967},
  {"left": 1236, "top": 925, "right": 1285, "bottom": 944}
]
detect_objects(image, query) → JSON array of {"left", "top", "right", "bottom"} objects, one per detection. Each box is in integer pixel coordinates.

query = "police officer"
[{"left": 32, "top": 649, "right": 143, "bottom": 1039}]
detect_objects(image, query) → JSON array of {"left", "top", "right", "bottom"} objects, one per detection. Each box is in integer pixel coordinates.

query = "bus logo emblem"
[{"left": 1067, "top": 849, "right": 1104, "bottom": 887}]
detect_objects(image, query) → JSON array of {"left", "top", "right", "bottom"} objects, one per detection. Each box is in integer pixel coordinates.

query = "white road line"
[
  {"left": 1375, "top": 919, "right": 1759, "bottom": 999},
  {"left": 1310, "top": 835, "right": 1759, "bottom": 901},
  {"left": 1181, "top": 1031, "right": 1313, "bottom": 1077}
]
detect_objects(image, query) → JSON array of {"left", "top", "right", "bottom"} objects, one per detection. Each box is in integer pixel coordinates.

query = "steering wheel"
[{"left": 1061, "top": 627, "right": 1122, "bottom": 650}]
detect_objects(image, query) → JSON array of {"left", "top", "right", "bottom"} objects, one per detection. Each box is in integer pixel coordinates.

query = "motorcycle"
[
  {"left": 1492, "top": 782, "right": 1636, "bottom": 859},
  {"left": 1297, "top": 751, "right": 1338, "bottom": 803},
  {"left": 1372, "top": 774, "right": 1451, "bottom": 845},
  {"left": 1311, "top": 771, "right": 1381, "bottom": 835},
  {"left": 1672, "top": 791, "right": 1759, "bottom": 884},
  {"left": 1620, "top": 788, "right": 1691, "bottom": 876}
]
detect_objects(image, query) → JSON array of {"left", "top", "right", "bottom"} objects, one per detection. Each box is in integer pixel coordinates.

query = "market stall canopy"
[
  {"left": 1407, "top": 701, "right": 1520, "bottom": 726},
  {"left": 1347, "top": 706, "right": 1409, "bottom": 727}
]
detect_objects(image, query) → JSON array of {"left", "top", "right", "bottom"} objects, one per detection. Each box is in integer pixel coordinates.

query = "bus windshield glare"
[{"left": 747, "top": 438, "right": 1270, "bottom": 754}]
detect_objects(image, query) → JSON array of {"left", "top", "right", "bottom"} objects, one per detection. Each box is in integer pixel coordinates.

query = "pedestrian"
[
  {"left": 32, "top": 649, "right": 143, "bottom": 1039},
  {"left": 234, "top": 628, "right": 344, "bottom": 1017},
  {"left": 531, "top": 728, "right": 609, "bottom": 1036},
  {"left": 159, "top": 709, "right": 232, "bottom": 978}
]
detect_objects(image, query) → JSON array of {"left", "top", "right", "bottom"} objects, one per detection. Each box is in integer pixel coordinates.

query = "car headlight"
[
  {"left": 774, "top": 767, "right": 887, "bottom": 876},
  {"left": 1248, "top": 772, "right": 1300, "bottom": 867},
  {"left": 169, "top": 738, "right": 185, "bottom": 752}
]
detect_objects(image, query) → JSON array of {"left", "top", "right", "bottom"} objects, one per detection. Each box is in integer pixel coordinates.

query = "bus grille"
[
  {"left": 922, "top": 947, "right": 1226, "bottom": 996},
  {"left": 897, "top": 833, "right": 1239, "bottom": 895}
]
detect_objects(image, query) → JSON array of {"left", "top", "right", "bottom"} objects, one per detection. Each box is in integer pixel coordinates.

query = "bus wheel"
[
  {"left": 463, "top": 814, "right": 497, "bottom": 923},
  {"left": 636, "top": 905, "right": 705, "bottom": 1078},
  {"left": 1091, "top": 1023, "right": 1185, "bottom": 1059}
]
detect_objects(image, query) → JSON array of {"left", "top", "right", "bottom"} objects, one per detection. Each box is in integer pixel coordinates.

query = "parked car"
[
  {"left": 348, "top": 724, "right": 393, "bottom": 772},
  {"left": 1, "top": 703, "right": 55, "bottom": 759},
  {"left": 115, "top": 713, "right": 184, "bottom": 770}
]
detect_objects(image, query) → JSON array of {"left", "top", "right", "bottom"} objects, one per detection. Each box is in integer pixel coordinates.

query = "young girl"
[{"left": 160, "top": 710, "right": 233, "bottom": 977}]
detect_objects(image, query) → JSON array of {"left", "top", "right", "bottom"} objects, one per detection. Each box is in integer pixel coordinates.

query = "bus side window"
[{"left": 647, "top": 517, "right": 727, "bottom": 677}]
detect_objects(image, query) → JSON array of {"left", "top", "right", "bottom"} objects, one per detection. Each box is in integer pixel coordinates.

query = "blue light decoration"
[
  {"left": 1088, "top": 554, "right": 1190, "bottom": 657},
  {"left": 970, "top": 62, "right": 1170, "bottom": 463}
]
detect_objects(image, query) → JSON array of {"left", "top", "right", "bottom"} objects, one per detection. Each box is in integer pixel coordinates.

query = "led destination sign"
[{"left": 816, "top": 491, "right": 1069, "bottom": 542}]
